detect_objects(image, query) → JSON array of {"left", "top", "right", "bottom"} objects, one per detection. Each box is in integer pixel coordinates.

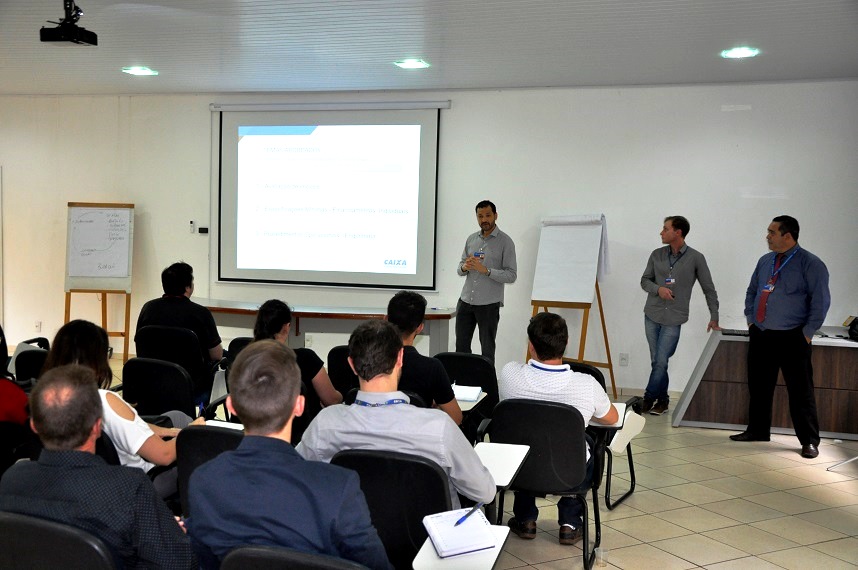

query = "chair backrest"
[
  {"left": 566, "top": 361, "right": 607, "bottom": 391},
  {"left": 226, "top": 336, "right": 253, "bottom": 367},
  {"left": 289, "top": 380, "right": 313, "bottom": 445},
  {"left": 487, "top": 399, "right": 588, "bottom": 495},
  {"left": 331, "top": 450, "right": 451, "bottom": 570},
  {"left": 433, "top": 352, "right": 498, "bottom": 403},
  {"left": 0, "top": 511, "right": 116, "bottom": 569},
  {"left": 221, "top": 545, "right": 368, "bottom": 570},
  {"left": 135, "top": 326, "right": 212, "bottom": 399},
  {"left": 326, "top": 345, "right": 359, "bottom": 396},
  {"left": 12, "top": 348, "right": 48, "bottom": 385},
  {"left": 176, "top": 425, "right": 244, "bottom": 517},
  {"left": 94, "top": 431, "right": 122, "bottom": 466},
  {"left": 122, "top": 357, "right": 196, "bottom": 417}
]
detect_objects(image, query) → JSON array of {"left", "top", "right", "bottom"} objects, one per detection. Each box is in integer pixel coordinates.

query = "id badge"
[
  {"left": 763, "top": 283, "right": 775, "bottom": 292},
  {"left": 664, "top": 278, "right": 676, "bottom": 286},
  {"left": 474, "top": 251, "right": 485, "bottom": 260}
]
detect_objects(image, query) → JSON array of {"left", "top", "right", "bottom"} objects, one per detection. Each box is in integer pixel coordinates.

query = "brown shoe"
[
  {"left": 650, "top": 401, "right": 669, "bottom": 415},
  {"left": 559, "top": 525, "right": 583, "bottom": 545},
  {"left": 508, "top": 517, "right": 536, "bottom": 540}
]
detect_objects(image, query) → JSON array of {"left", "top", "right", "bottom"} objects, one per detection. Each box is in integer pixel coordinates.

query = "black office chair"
[
  {"left": 221, "top": 545, "right": 369, "bottom": 570},
  {"left": 11, "top": 348, "right": 48, "bottom": 390},
  {"left": 289, "top": 380, "right": 316, "bottom": 445},
  {"left": 226, "top": 336, "right": 253, "bottom": 366},
  {"left": 135, "top": 325, "right": 223, "bottom": 405},
  {"left": 122, "top": 357, "right": 197, "bottom": 418},
  {"left": 567, "top": 361, "right": 643, "bottom": 510},
  {"left": 326, "top": 345, "right": 359, "bottom": 397},
  {"left": 478, "top": 399, "right": 601, "bottom": 569},
  {"left": 434, "top": 352, "right": 498, "bottom": 442},
  {"left": 331, "top": 450, "right": 451, "bottom": 570},
  {"left": 176, "top": 424, "right": 244, "bottom": 517},
  {"left": 0, "top": 421, "right": 40, "bottom": 477},
  {"left": 0, "top": 323, "right": 49, "bottom": 381},
  {"left": 0, "top": 511, "right": 116, "bottom": 569}
]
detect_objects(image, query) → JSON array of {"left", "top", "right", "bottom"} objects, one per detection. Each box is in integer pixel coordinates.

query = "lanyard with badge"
[
  {"left": 763, "top": 248, "right": 798, "bottom": 292},
  {"left": 665, "top": 248, "right": 683, "bottom": 287},
  {"left": 353, "top": 398, "right": 409, "bottom": 407}
]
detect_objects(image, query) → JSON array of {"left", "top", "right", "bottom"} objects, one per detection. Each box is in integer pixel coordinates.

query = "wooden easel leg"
[
  {"left": 595, "top": 282, "right": 617, "bottom": 399},
  {"left": 578, "top": 307, "right": 590, "bottom": 361},
  {"left": 64, "top": 292, "right": 72, "bottom": 324}
]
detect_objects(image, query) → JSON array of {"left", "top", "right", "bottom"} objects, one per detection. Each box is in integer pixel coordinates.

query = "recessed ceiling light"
[
  {"left": 393, "top": 59, "right": 430, "bottom": 69},
  {"left": 720, "top": 47, "right": 760, "bottom": 59},
  {"left": 121, "top": 66, "right": 159, "bottom": 76}
]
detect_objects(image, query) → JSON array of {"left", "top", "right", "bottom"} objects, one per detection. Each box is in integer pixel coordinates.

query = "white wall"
[{"left": 1, "top": 81, "right": 856, "bottom": 394}]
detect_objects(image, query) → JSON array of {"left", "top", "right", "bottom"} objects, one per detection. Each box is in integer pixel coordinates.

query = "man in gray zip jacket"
[{"left": 640, "top": 216, "right": 719, "bottom": 415}]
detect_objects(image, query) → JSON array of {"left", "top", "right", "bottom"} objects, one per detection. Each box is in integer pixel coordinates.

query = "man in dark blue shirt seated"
[
  {"left": 0, "top": 365, "right": 194, "bottom": 569},
  {"left": 186, "top": 340, "right": 391, "bottom": 569}
]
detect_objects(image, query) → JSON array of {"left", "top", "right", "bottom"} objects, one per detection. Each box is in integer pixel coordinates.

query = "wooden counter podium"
[
  {"left": 672, "top": 327, "right": 858, "bottom": 440},
  {"left": 198, "top": 298, "right": 455, "bottom": 356}
]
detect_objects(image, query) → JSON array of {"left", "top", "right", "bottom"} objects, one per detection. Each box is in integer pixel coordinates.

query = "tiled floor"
[{"left": 494, "top": 411, "right": 858, "bottom": 569}]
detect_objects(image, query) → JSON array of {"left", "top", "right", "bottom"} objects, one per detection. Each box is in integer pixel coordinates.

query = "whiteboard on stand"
[
  {"left": 65, "top": 203, "right": 134, "bottom": 292},
  {"left": 531, "top": 214, "right": 609, "bottom": 303}
]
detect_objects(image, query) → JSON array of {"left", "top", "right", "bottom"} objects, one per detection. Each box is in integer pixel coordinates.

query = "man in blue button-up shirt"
[{"left": 731, "top": 216, "right": 830, "bottom": 459}]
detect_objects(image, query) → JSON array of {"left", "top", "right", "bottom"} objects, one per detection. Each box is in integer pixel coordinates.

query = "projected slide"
[
  {"left": 235, "top": 125, "right": 420, "bottom": 275},
  {"left": 217, "top": 107, "right": 439, "bottom": 289}
]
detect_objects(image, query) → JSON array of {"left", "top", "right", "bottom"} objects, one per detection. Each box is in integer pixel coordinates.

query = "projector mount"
[{"left": 40, "top": 1, "right": 98, "bottom": 46}]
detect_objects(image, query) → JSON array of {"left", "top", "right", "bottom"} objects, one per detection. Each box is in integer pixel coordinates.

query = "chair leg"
[
  {"left": 579, "top": 487, "right": 601, "bottom": 569},
  {"left": 494, "top": 490, "right": 506, "bottom": 525},
  {"left": 605, "top": 444, "right": 636, "bottom": 510}
]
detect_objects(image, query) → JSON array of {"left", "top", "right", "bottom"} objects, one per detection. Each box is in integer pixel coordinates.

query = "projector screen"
[{"left": 217, "top": 108, "right": 440, "bottom": 289}]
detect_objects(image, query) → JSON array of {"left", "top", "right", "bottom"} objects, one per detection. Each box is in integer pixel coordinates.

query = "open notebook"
[{"left": 422, "top": 508, "right": 496, "bottom": 558}]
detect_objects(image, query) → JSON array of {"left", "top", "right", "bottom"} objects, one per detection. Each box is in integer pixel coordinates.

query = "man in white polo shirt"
[{"left": 499, "top": 312, "right": 618, "bottom": 546}]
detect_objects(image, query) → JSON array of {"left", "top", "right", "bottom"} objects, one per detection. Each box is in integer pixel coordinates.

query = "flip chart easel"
[
  {"left": 64, "top": 203, "right": 134, "bottom": 362},
  {"left": 530, "top": 215, "right": 616, "bottom": 398}
]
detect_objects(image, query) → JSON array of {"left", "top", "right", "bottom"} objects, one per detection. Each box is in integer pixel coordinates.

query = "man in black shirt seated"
[
  {"left": 0, "top": 365, "right": 194, "bottom": 568},
  {"left": 386, "top": 291, "right": 463, "bottom": 425},
  {"left": 137, "top": 261, "right": 224, "bottom": 362}
]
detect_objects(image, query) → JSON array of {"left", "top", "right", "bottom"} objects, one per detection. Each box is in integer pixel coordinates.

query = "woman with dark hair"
[
  {"left": 42, "top": 320, "right": 203, "bottom": 496},
  {"left": 253, "top": 300, "right": 343, "bottom": 406}
]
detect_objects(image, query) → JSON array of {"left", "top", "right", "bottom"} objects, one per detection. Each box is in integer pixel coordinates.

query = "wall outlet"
[
  {"left": 34, "top": 320, "right": 41, "bottom": 333},
  {"left": 618, "top": 353, "right": 629, "bottom": 367},
  {"left": 305, "top": 334, "right": 314, "bottom": 348}
]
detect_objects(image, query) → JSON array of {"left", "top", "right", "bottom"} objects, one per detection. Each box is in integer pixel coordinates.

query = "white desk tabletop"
[
  {"left": 458, "top": 391, "right": 488, "bottom": 412},
  {"left": 412, "top": 525, "right": 509, "bottom": 569},
  {"left": 474, "top": 442, "right": 530, "bottom": 488}
]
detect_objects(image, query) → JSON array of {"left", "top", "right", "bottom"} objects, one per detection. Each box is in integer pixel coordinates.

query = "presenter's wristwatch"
[{"left": 486, "top": 268, "right": 492, "bottom": 277}]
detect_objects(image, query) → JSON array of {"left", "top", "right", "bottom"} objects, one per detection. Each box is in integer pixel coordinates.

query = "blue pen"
[{"left": 454, "top": 502, "right": 484, "bottom": 526}]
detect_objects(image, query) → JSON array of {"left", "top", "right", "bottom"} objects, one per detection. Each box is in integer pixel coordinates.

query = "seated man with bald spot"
[{"left": 0, "top": 365, "right": 194, "bottom": 569}]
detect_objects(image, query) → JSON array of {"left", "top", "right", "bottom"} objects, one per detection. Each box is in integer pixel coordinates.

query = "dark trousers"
[
  {"left": 746, "top": 325, "right": 820, "bottom": 445},
  {"left": 512, "top": 438, "right": 595, "bottom": 528},
  {"left": 455, "top": 300, "right": 500, "bottom": 364}
]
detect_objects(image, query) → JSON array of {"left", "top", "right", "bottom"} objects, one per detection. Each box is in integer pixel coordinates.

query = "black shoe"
[
  {"left": 559, "top": 525, "right": 583, "bottom": 545},
  {"left": 801, "top": 444, "right": 819, "bottom": 458},
  {"left": 729, "top": 431, "right": 770, "bottom": 442},
  {"left": 507, "top": 517, "right": 536, "bottom": 540},
  {"left": 640, "top": 398, "right": 654, "bottom": 414},
  {"left": 650, "top": 401, "right": 669, "bottom": 415}
]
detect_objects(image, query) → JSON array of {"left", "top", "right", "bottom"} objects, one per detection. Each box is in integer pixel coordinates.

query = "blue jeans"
[{"left": 644, "top": 315, "right": 682, "bottom": 403}]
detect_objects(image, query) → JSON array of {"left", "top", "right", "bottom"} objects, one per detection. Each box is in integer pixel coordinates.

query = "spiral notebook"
[{"left": 422, "top": 508, "right": 496, "bottom": 558}]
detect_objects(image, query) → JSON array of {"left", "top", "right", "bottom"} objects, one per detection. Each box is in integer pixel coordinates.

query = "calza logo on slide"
[{"left": 384, "top": 259, "right": 407, "bottom": 266}]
